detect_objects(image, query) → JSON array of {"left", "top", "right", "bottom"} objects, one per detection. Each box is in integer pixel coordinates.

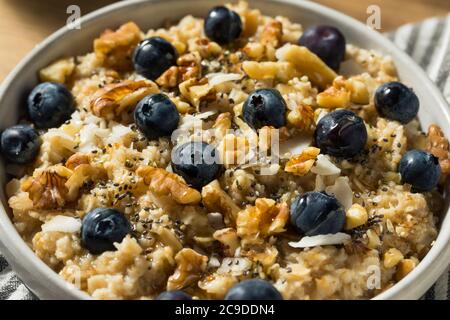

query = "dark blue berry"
[
  {"left": 134, "top": 93, "right": 180, "bottom": 140},
  {"left": 204, "top": 6, "right": 242, "bottom": 44},
  {"left": 81, "top": 208, "right": 131, "bottom": 254},
  {"left": 374, "top": 81, "right": 419, "bottom": 124},
  {"left": 290, "top": 191, "right": 345, "bottom": 236},
  {"left": 314, "top": 109, "right": 367, "bottom": 158},
  {"left": 132, "top": 37, "right": 177, "bottom": 80},
  {"left": 399, "top": 150, "right": 440, "bottom": 192},
  {"left": 156, "top": 291, "right": 192, "bottom": 300},
  {"left": 298, "top": 25, "right": 346, "bottom": 71},
  {"left": 171, "top": 141, "right": 222, "bottom": 190},
  {"left": 27, "top": 82, "right": 75, "bottom": 129},
  {"left": 242, "top": 89, "right": 287, "bottom": 130},
  {"left": 225, "top": 279, "right": 283, "bottom": 300},
  {"left": 0, "top": 124, "right": 40, "bottom": 164}
]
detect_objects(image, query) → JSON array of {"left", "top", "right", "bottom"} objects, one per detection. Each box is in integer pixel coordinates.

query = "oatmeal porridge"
[{"left": 1, "top": 1, "right": 448, "bottom": 300}]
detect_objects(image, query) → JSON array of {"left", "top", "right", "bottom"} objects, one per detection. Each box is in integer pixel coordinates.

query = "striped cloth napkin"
[{"left": 1, "top": 13, "right": 449, "bottom": 300}]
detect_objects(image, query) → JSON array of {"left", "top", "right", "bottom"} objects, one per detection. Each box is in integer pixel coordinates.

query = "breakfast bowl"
[{"left": 0, "top": 0, "right": 449, "bottom": 300}]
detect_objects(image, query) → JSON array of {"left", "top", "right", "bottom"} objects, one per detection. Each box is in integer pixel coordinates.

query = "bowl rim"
[{"left": 0, "top": 0, "right": 449, "bottom": 300}]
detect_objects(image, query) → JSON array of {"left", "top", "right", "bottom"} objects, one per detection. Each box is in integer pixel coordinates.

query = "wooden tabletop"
[{"left": 0, "top": 0, "right": 449, "bottom": 82}]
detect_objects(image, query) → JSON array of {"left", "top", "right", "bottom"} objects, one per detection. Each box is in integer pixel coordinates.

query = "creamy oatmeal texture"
[{"left": 5, "top": 1, "right": 449, "bottom": 299}]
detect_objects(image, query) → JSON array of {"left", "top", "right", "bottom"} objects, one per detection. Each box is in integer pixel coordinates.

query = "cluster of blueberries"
[{"left": 0, "top": 6, "right": 442, "bottom": 300}]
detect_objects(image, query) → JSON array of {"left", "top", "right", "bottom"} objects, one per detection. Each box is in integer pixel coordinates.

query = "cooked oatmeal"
[{"left": 3, "top": 1, "right": 448, "bottom": 300}]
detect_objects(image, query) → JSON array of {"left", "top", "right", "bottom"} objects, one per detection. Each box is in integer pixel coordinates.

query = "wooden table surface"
[{"left": 0, "top": 0, "right": 449, "bottom": 82}]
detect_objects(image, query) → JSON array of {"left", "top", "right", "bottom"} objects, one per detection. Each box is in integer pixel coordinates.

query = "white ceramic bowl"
[{"left": 0, "top": 0, "right": 449, "bottom": 300}]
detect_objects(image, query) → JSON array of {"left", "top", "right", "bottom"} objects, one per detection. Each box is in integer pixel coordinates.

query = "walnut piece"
[
  {"left": 156, "top": 52, "right": 201, "bottom": 89},
  {"left": 260, "top": 20, "right": 283, "bottom": 48},
  {"left": 167, "top": 248, "right": 208, "bottom": 290},
  {"left": 201, "top": 180, "right": 241, "bottom": 224},
  {"left": 316, "top": 85, "right": 350, "bottom": 109},
  {"left": 137, "top": 166, "right": 201, "bottom": 205},
  {"left": 21, "top": 165, "right": 72, "bottom": 209},
  {"left": 94, "top": 22, "right": 141, "bottom": 71},
  {"left": 277, "top": 44, "right": 337, "bottom": 89},
  {"left": 65, "top": 153, "right": 90, "bottom": 170},
  {"left": 236, "top": 198, "right": 289, "bottom": 245},
  {"left": 285, "top": 147, "right": 320, "bottom": 176},
  {"left": 90, "top": 80, "right": 158, "bottom": 119},
  {"left": 426, "top": 124, "right": 450, "bottom": 178},
  {"left": 65, "top": 164, "right": 107, "bottom": 201},
  {"left": 286, "top": 103, "right": 314, "bottom": 130},
  {"left": 213, "top": 228, "right": 240, "bottom": 256}
]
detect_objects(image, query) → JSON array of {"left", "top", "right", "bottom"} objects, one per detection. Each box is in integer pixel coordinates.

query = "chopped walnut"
[
  {"left": 426, "top": 124, "right": 450, "bottom": 178},
  {"left": 213, "top": 228, "right": 240, "bottom": 256},
  {"left": 21, "top": 166, "right": 72, "bottom": 209},
  {"left": 277, "top": 44, "right": 337, "bottom": 88},
  {"left": 65, "top": 153, "right": 90, "bottom": 170},
  {"left": 286, "top": 103, "right": 314, "bottom": 130},
  {"left": 188, "top": 37, "right": 222, "bottom": 58},
  {"left": 179, "top": 78, "right": 215, "bottom": 108},
  {"left": 90, "top": 80, "right": 159, "bottom": 119},
  {"left": 177, "top": 51, "right": 201, "bottom": 81},
  {"left": 93, "top": 22, "right": 141, "bottom": 71},
  {"left": 261, "top": 20, "right": 283, "bottom": 48},
  {"left": 167, "top": 248, "right": 208, "bottom": 290},
  {"left": 236, "top": 198, "right": 289, "bottom": 246},
  {"left": 65, "top": 164, "right": 107, "bottom": 201},
  {"left": 316, "top": 85, "right": 350, "bottom": 109},
  {"left": 137, "top": 166, "right": 201, "bottom": 205},
  {"left": 242, "top": 244, "right": 278, "bottom": 271},
  {"left": 285, "top": 147, "right": 320, "bottom": 176},
  {"left": 201, "top": 180, "right": 241, "bottom": 224},
  {"left": 155, "top": 66, "right": 179, "bottom": 89},
  {"left": 156, "top": 52, "right": 201, "bottom": 89}
]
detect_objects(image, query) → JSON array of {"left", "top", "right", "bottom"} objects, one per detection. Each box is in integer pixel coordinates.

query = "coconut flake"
[
  {"left": 42, "top": 215, "right": 81, "bottom": 233},
  {"left": 325, "top": 176, "right": 353, "bottom": 209},
  {"left": 311, "top": 154, "right": 341, "bottom": 175},
  {"left": 206, "top": 73, "right": 243, "bottom": 86},
  {"left": 288, "top": 233, "right": 351, "bottom": 248}
]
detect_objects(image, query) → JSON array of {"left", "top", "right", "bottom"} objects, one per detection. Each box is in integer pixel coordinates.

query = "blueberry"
[
  {"left": 399, "top": 150, "right": 441, "bottom": 192},
  {"left": 134, "top": 93, "right": 180, "bottom": 140},
  {"left": 374, "top": 81, "right": 419, "bottom": 124},
  {"left": 290, "top": 191, "right": 345, "bottom": 236},
  {"left": 156, "top": 291, "right": 192, "bottom": 300},
  {"left": 225, "top": 279, "right": 283, "bottom": 300},
  {"left": 242, "top": 89, "right": 287, "bottom": 130},
  {"left": 0, "top": 124, "right": 40, "bottom": 164},
  {"left": 81, "top": 208, "right": 131, "bottom": 254},
  {"left": 171, "top": 141, "right": 222, "bottom": 190},
  {"left": 204, "top": 6, "right": 242, "bottom": 44},
  {"left": 314, "top": 109, "right": 367, "bottom": 158},
  {"left": 132, "top": 37, "right": 177, "bottom": 80},
  {"left": 298, "top": 25, "right": 346, "bottom": 71},
  {"left": 27, "top": 82, "right": 75, "bottom": 129}
]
